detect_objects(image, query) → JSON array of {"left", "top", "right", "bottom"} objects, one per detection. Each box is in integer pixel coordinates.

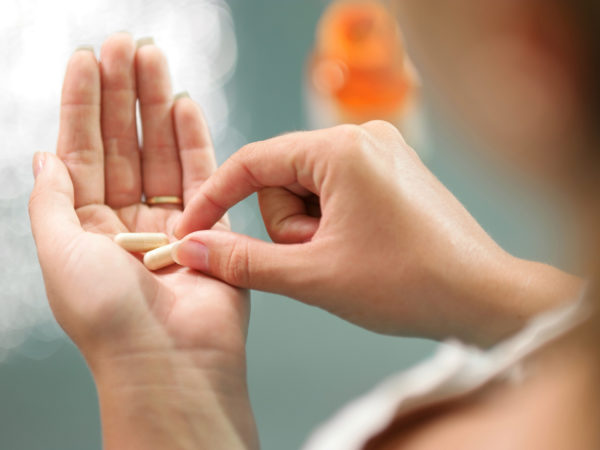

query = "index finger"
[
  {"left": 174, "top": 128, "right": 330, "bottom": 238},
  {"left": 57, "top": 49, "right": 104, "bottom": 208}
]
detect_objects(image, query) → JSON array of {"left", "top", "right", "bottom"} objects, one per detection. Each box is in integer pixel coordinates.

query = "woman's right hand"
[{"left": 175, "top": 121, "right": 582, "bottom": 345}]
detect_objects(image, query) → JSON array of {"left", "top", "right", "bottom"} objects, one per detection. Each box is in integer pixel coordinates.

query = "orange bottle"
[{"left": 305, "top": 0, "right": 420, "bottom": 138}]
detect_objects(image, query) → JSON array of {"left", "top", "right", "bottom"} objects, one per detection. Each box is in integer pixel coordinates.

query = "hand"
[
  {"left": 175, "top": 121, "right": 582, "bottom": 345},
  {"left": 29, "top": 34, "right": 257, "bottom": 449}
]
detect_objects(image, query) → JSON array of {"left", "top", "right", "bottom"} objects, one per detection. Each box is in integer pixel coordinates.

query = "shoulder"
[{"left": 366, "top": 323, "right": 600, "bottom": 450}]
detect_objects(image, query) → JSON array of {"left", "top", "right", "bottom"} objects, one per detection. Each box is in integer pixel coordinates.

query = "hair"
[{"left": 571, "top": 2, "right": 600, "bottom": 138}]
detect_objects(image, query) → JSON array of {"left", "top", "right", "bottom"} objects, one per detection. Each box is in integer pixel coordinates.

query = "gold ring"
[{"left": 146, "top": 196, "right": 183, "bottom": 206}]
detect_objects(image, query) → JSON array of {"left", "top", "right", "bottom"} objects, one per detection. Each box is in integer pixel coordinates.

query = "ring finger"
[{"left": 135, "top": 38, "right": 182, "bottom": 205}]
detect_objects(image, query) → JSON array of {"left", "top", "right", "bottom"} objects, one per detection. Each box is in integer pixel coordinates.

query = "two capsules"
[{"left": 114, "top": 233, "right": 178, "bottom": 271}]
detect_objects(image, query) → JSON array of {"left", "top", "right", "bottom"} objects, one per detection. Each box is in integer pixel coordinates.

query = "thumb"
[
  {"left": 173, "top": 230, "right": 318, "bottom": 296},
  {"left": 29, "top": 152, "right": 82, "bottom": 258}
]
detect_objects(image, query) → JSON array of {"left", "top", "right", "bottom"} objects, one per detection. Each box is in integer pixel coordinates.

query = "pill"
[
  {"left": 114, "top": 233, "right": 169, "bottom": 252},
  {"left": 143, "top": 242, "right": 179, "bottom": 271}
]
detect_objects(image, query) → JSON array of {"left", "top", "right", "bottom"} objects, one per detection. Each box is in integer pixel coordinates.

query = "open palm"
[{"left": 29, "top": 34, "right": 249, "bottom": 384}]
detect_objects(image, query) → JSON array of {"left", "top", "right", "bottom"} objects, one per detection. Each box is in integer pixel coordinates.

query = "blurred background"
[{"left": 0, "top": 0, "right": 577, "bottom": 449}]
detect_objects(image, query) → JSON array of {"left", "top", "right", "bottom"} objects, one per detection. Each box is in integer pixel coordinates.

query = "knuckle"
[
  {"left": 329, "top": 124, "right": 369, "bottom": 159},
  {"left": 236, "top": 141, "right": 260, "bottom": 162},
  {"left": 60, "top": 148, "right": 102, "bottom": 175},
  {"left": 363, "top": 120, "right": 405, "bottom": 143},
  {"left": 28, "top": 189, "right": 43, "bottom": 217},
  {"left": 361, "top": 120, "right": 411, "bottom": 161},
  {"left": 230, "top": 144, "right": 261, "bottom": 188},
  {"left": 107, "top": 184, "right": 140, "bottom": 207},
  {"left": 336, "top": 123, "right": 367, "bottom": 143},
  {"left": 222, "top": 239, "right": 251, "bottom": 287},
  {"left": 363, "top": 119, "right": 397, "bottom": 133}
]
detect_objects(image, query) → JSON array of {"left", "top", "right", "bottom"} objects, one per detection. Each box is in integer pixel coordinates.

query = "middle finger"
[{"left": 101, "top": 33, "right": 142, "bottom": 208}]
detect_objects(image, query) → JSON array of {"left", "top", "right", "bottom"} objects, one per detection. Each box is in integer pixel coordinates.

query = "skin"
[
  {"left": 29, "top": 1, "right": 599, "bottom": 447},
  {"left": 171, "top": 1, "right": 600, "bottom": 448},
  {"left": 29, "top": 34, "right": 257, "bottom": 450},
  {"left": 364, "top": 323, "right": 600, "bottom": 450},
  {"left": 174, "top": 121, "right": 582, "bottom": 345},
  {"left": 391, "top": 0, "right": 588, "bottom": 182},
  {"left": 363, "top": 2, "right": 600, "bottom": 446}
]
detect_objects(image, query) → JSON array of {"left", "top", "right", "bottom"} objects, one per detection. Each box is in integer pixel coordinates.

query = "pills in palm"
[{"left": 114, "top": 232, "right": 169, "bottom": 252}]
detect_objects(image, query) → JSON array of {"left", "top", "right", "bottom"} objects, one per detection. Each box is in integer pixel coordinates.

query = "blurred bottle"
[{"left": 304, "top": 0, "right": 423, "bottom": 147}]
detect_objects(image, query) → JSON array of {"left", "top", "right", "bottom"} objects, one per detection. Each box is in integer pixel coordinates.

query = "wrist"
[
  {"left": 448, "top": 251, "right": 584, "bottom": 346},
  {"left": 502, "top": 256, "right": 584, "bottom": 325},
  {"left": 89, "top": 345, "right": 258, "bottom": 450}
]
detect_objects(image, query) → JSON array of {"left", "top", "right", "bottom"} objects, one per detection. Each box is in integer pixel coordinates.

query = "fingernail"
[
  {"left": 32, "top": 152, "right": 46, "bottom": 179},
  {"left": 74, "top": 45, "right": 94, "bottom": 53},
  {"left": 173, "top": 91, "right": 190, "bottom": 102},
  {"left": 136, "top": 37, "right": 155, "bottom": 49},
  {"left": 172, "top": 239, "right": 209, "bottom": 272}
]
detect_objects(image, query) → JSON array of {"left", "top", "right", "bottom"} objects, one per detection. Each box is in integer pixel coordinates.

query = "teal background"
[{"left": 0, "top": 1, "right": 575, "bottom": 449}]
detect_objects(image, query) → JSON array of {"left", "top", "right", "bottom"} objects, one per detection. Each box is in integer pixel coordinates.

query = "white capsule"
[
  {"left": 114, "top": 233, "right": 169, "bottom": 252},
  {"left": 143, "top": 242, "right": 179, "bottom": 271}
]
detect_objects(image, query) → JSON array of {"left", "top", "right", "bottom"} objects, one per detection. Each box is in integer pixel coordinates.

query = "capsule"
[
  {"left": 143, "top": 242, "right": 179, "bottom": 271},
  {"left": 114, "top": 233, "right": 169, "bottom": 252}
]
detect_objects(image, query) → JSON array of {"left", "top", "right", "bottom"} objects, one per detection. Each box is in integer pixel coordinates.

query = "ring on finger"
[{"left": 145, "top": 195, "right": 183, "bottom": 206}]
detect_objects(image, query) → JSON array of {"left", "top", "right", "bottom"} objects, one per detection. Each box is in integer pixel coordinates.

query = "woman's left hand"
[{"left": 28, "top": 33, "right": 257, "bottom": 450}]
